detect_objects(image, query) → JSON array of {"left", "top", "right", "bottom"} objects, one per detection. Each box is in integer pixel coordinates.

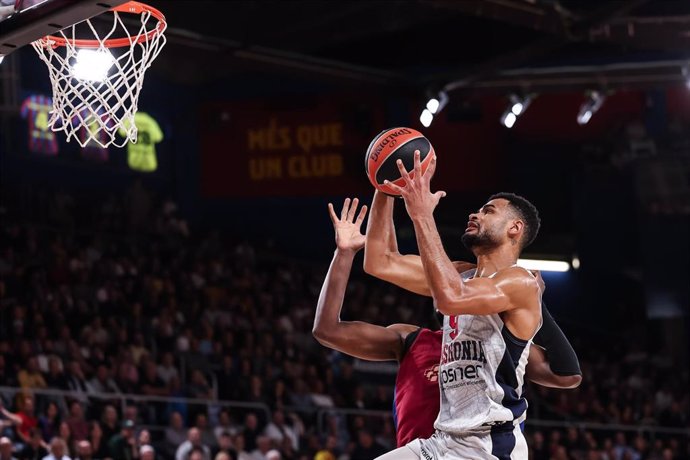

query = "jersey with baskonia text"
[{"left": 434, "top": 268, "right": 539, "bottom": 433}]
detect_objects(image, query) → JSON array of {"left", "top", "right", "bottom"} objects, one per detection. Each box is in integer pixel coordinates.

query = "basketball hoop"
[{"left": 31, "top": 1, "right": 166, "bottom": 148}]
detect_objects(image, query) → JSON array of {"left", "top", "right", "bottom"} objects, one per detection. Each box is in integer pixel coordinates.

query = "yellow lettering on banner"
[
  {"left": 247, "top": 129, "right": 266, "bottom": 151},
  {"left": 288, "top": 154, "right": 343, "bottom": 178},
  {"left": 249, "top": 157, "right": 283, "bottom": 180},
  {"left": 296, "top": 123, "right": 344, "bottom": 152},
  {"left": 247, "top": 119, "right": 291, "bottom": 151}
]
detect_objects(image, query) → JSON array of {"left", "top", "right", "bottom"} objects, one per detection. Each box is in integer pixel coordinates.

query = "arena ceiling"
[{"left": 148, "top": 0, "right": 690, "bottom": 91}]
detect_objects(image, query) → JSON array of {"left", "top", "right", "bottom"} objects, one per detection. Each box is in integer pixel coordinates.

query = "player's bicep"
[
  {"left": 368, "top": 253, "right": 432, "bottom": 297},
  {"left": 314, "top": 321, "right": 407, "bottom": 361}
]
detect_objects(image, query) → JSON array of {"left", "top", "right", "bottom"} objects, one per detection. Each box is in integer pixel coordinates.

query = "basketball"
[{"left": 364, "top": 127, "right": 435, "bottom": 196}]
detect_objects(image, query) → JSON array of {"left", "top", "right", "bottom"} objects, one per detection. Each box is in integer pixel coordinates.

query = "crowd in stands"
[{"left": 0, "top": 184, "right": 688, "bottom": 460}]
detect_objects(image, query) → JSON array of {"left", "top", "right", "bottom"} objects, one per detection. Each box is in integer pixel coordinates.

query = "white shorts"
[{"left": 406, "top": 423, "right": 528, "bottom": 460}]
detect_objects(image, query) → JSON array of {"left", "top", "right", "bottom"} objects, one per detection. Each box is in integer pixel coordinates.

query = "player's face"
[{"left": 461, "top": 199, "right": 513, "bottom": 252}]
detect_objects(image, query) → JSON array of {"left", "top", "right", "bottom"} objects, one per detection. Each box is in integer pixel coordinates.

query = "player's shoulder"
[{"left": 494, "top": 266, "right": 541, "bottom": 290}]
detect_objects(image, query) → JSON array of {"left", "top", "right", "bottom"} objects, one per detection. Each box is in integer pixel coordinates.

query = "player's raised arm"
[
  {"left": 312, "top": 198, "right": 417, "bottom": 361},
  {"left": 363, "top": 191, "right": 434, "bottom": 296},
  {"left": 363, "top": 191, "right": 475, "bottom": 296}
]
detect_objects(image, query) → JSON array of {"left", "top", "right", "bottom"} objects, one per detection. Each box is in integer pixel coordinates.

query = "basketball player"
[
  {"left": 368, "top": 152, "right": 553, "bottom": 459},
  {"left": 314, "top": 197, "right": 580, "bottom": 449}
]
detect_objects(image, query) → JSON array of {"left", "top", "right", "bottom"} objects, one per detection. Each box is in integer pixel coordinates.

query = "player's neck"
[{"left": 474, "top": 247, "right": 518, "bottom": 278}]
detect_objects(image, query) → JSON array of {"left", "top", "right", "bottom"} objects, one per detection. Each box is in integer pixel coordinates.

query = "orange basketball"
[{"left": 364, "top": 127, "right": 435, "bottom": 196}]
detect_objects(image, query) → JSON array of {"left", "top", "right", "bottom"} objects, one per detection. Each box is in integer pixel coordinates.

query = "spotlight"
[
  {"left": 577, "top": 90, "right": 606, "bottom": 125},
  {"left": 420, "top": 109, "right": 433, "bottom": 128},
  {"left": 71, "top": 48, "right": 115, "bottom": 82},
  {"left": 517, "top": 258, "right": 570, "bottom": 272},
  {"left": 419, "top": 90, "right": 448, "bottom": 127},
  {"left": 501, "top": 94, "right": 532, "bottom": 128},
  {"left": 0, "top": 55, "right": 4, "bottom": 65}
]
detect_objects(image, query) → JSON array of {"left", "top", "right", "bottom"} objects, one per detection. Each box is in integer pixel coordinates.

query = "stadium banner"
[
  {"left": 198, "top": 95, "right": 502, "bottom": 198},
  {"left": 199, "top": 95, "right": 384, "bottom": 197}
]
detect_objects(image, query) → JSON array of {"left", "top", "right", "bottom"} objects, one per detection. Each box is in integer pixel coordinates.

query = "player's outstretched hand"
[
  {"left": 384, "top": 150, "right": 446, "bottom": 220},
  {"left": 328, "top": 198, "right": 368, "bottom": 253}
]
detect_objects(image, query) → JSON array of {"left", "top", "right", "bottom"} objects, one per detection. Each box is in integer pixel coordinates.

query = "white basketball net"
[{"left": 31, "top": 5, "right": 166, "bottom": 148}]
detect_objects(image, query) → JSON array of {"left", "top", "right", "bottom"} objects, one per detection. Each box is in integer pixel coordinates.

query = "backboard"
[{"left": 0, "top": 0, "right": 128, "bottom": 57}]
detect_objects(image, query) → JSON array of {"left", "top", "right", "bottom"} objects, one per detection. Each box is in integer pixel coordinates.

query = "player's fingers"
[
  {"left": 383, "top": 180, "right": 404, "bottom": 195},
  {"left": 340, "top": 198, "right": 351, "bottom": 220},
  {"left": 425, "top": 153, "right": 437, "bottom": 180},
  {"left": 348, "top": 198, "right": 359, "bottom": 222},
  {"left": 396, "top": 159, "right": 412, "bottom": 183},
  {"left": 327, "top": 203, "right": 339, "bottom": 223},
  {"left": 413, "top": 150, "right": 422, "bottom": 177},
  {"left": 355, "top": 205, "right": 368, "bottom": 226},
  {"left": 434, "top": 190, "right": 447, "bottom": 201}
]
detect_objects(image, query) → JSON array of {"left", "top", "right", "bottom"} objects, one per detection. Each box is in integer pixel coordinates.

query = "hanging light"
[
  {"left": 577, "top": 90, "right": 606, "bottom": 125},
  {"left": 501, "top": 94, "right": 533, "bottom": 128},
  {"left": 419, "top": 90, "right": 448, "bottom": 127}
]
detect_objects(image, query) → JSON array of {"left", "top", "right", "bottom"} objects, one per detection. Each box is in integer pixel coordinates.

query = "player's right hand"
[{"left": 328, "top": 198, "right": 368, "bottom": 252}]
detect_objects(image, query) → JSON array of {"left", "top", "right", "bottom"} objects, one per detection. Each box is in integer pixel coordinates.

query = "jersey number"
[{"left": 449, "top": 315, "right": 459, "bottom": 340}]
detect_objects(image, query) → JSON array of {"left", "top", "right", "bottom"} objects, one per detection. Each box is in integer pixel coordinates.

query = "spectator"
[
  {"left": 18, "top": 357, "right": 47, "bottom": 390},
  {"left": 98, "top": 405, "right": 118, "bottom": 446},
  {"left": 87, "top": 422, "right": 107, "bottom": 460},
  {"left": 194, "top": 414, "right": 216, "bottom": 450},
  {"left": 214, "top": 411, "right": 239, "bottom": 442},
  {"left": 214, "top": 432, "right": 236, "bottom": 460},
  {"left": 188, "top": 447, "right": 206, "bottom": 460},
  {"left": 250, "top": 436, "right": 271, "bottom": 460},
  {"left": 44, "top": 358, "right": 68, "bottom": 391},
  {"left": 263, "top": 411, "right": 297, "bottom": 451},
  {"left": 156, "top": 352, "right": 179, "bottom": 386},
  {"left": 64, "top": 362, "right": 89, "bottom": 399},
  {"left": 233, "top": 434, "right": 252, "bottom": 460},
  {"left": 86, "top": 365, "right": 120, "bottom": 395},
  {"left": 164, "top": 411, "right": 186, "bottom": 456},
  {"left": 57, "top": 422, "right": 72, "bottom": 455},
  {"left": 65, "top": 402, "right": 88, "bottom": 442},
  {"left": 0, "top": 436, "right": 17, "bottom": 460},
  {"left": 265, "top": 450, "right": 280, "bottom": 460},
  {"left": 107, "top": 420, "right": 137, "bottom": 460},
  {"left": 37, "top": 402, "right": 61, "bottom": 444},
  {"left": 73, "top": 440, "right": 92, "bottom": 460},
  {"left": 350, "top": 430, "right": 385, "bottom": 460},
  {"left": 0, "top": 395, "right": 38, "bottom": 445},
  {"left": 175, "top": 428, "right": 210, "bottom": 460},
  {"left": 241, "top": 414, "right": 260, "bottom": 453},
  {"left": 19, "top": 429, "right": 49, "bottom": 460},
  {"left": 42, "top": 437, "right": 69, "bottom": 460},
  {"left": 140, "top": 444, "right": 155, "bottom": 460}
]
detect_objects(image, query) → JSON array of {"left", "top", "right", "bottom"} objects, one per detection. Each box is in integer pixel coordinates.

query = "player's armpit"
[
  {"left": 526, "top": 345, "right": 582, "bottom": 389},
  {"left": 313, "top": 322, "right": 418, "bottom": 361}
]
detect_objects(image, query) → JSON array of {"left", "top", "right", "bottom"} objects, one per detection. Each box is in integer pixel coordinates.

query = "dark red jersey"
[{"left": 393, "top": 327, "right": 442, "bottom": 447}]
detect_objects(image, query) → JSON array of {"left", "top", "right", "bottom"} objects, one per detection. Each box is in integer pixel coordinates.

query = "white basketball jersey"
[{"left": 434, "top": 268, "right": 540, "bottom": 434}]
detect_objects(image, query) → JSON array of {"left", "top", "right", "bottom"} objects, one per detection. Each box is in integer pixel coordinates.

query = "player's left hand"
[
  {"left": 384, "top": 150, "right": 446, "bottom": 220},
  {"left": 327, "top": 198, "right": 368, "bottom": 253}
]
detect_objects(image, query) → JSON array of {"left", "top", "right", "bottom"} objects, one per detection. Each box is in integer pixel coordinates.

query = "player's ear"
[{"left": 508, "top": 219, "right": 523, "bottom": 240}]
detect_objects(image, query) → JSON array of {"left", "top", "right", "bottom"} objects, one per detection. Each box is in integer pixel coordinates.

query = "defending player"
[
  {"left": 313, "top": 198, "right": 580, "bottom": 449},
  {"left": 370, "top": 152, "right": 561, "bottom": 459}
]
